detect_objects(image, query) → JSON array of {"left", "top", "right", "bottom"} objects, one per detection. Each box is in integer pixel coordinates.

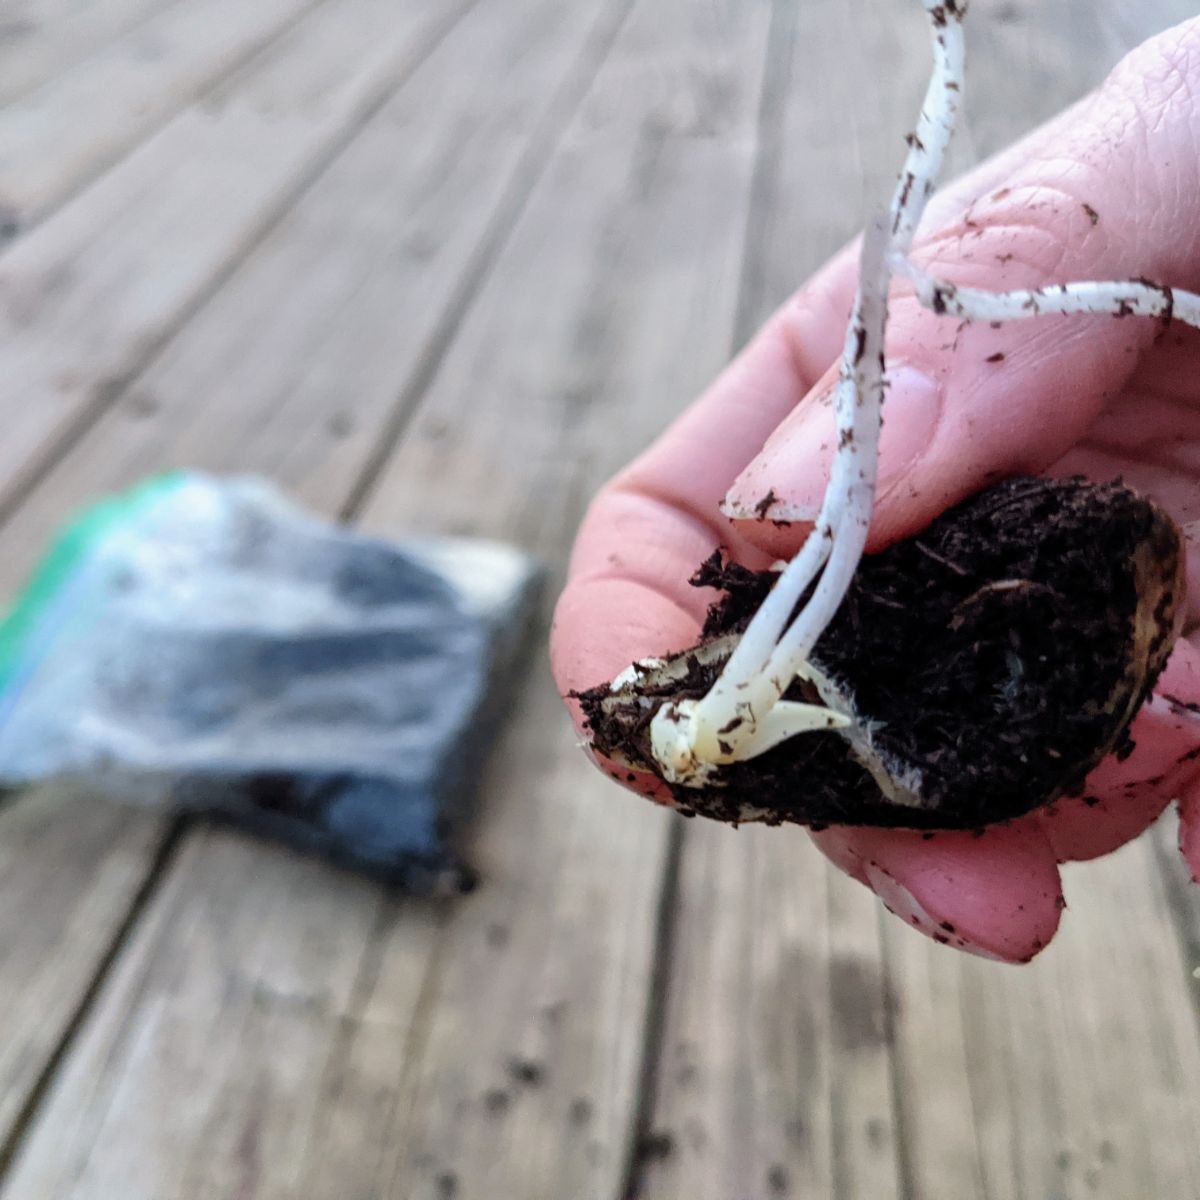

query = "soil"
[{"left": 578, "top": 477, "right": 1184, "bottom": 830}]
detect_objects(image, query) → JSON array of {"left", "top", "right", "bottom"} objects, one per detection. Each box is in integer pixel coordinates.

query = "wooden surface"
[{"left": 1, "top": 1, "right": 1198, "bottom": 1196}]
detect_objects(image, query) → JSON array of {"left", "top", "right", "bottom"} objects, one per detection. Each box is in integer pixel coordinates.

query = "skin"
[{"left": 551, "top": 18, "right": 1200, "bottom": 962}]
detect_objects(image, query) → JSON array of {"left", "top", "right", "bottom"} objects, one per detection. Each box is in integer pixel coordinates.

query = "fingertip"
[
  {"left": 550, "top": 575, "right": 701, "bottom": 699},
  {"left": 817, "top": 822, "right": 1064, "bottom": 962},
  {"left": 552, "top": 573, "right": 702, "bottom": 807},
  {"left": 1037, "top": 680, "right": 1200, "bottom": 863}
]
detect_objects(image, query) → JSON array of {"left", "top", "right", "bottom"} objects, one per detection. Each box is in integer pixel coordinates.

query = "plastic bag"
[{"left": 0, "top": 474, "right": 540, "bottom": 889}]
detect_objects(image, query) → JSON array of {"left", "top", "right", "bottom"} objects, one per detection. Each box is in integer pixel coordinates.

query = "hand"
[{"left": 551, "top": 19, "right": 1200, "bottom": 962}]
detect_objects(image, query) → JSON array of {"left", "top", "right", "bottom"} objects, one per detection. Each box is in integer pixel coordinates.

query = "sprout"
[{"left": 645, "top": 0, "right": 1200, "bottom": 789}]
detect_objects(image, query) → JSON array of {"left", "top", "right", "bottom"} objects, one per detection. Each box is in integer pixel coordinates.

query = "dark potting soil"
[{"left": 578, "top": 477, "right": 1183, "bottom": 830}]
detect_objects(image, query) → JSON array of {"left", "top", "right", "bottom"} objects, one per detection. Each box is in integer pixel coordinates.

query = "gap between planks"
[
  {"left": 0, "top": 0, "right": 483, "bottom": 529},
  {"left": 0, "top": 0, "right": 328, "bottom": 234}
]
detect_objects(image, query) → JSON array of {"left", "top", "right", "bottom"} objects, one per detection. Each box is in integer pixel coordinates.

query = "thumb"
[{"left": 723, "top": 19, "right": 1200, "bottom": 551}]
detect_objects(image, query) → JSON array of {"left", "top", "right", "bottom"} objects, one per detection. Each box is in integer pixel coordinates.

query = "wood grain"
[
  {"left": 0, "top": 0, "right": 180, "bottom": 108},
  {"left": 0, "top": 0, "right": 479, "bottom": 1161},
  {"left": 0, "top": 0, "right": 474, "bottom": 523},
  {"left": 0, "top": 0, "right": 336, "bottom": 229},
  {"left": 0, "top": 787, "right": 170, "bottom": 1153},
  {"left": 888, "top": 836, "right": 1200, "bottom": 1199},
  {"left": 0, "top": 0, "right": 679, "bottom": 1195},
  {"left": 2, "top": 828, "right": 411, "bottom": 1198}
]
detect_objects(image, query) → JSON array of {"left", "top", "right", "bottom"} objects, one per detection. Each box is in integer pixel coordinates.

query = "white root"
[
  {"left": 648, "top": 0, "right": 968, "bottom": 785},
  {"left": 642, "top": 0, "right": 1196, "bottom": 788},
  {"left": 894, "top": 256, "right": 1200, "bottom": 329}
]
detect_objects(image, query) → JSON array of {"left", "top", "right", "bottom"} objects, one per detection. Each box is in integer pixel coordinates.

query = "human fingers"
[{"left": 724, "top": 19, "right": 1200, "bottom": 555}]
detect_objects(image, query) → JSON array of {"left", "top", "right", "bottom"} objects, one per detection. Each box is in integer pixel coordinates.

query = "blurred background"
[{"left": 2, "top": 0, "right": 1200, "bottom": 1197}]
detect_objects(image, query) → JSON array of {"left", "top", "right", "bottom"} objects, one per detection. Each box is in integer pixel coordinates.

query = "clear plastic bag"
[{"left": 0, "top": 474, "right": 540, "bottom": 889}]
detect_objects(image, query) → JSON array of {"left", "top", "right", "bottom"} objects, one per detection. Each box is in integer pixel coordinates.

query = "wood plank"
[
  {"left": 0, "top": 0, "right": 680, "bottom": 1195},
  {"left": 0, "top": 0, "right": 616, "bottom": 1179},
  {"left": 0, "top": 0, "right": 180, "bottom": 109},
  {"left": 1, "top": 0, "right": 775, "bottom": 1193},
  {"left": 889, "top": 836, "right": 1200, "bottom": 1200},
  {"left": 1, "top": 827, "right": 413, "bottom": 1198},
  {"left": 633, "top": 827, "right": 840, "bottom": 1200},
  {"left": 824, "top": 870, "right": 902, "bottom": 1200},
  {"left": 325, "top": 679, "right": 672, "bottom": 1200},
  {"left": 0, "top": 786, "right": 170, "bottom": 1154},
  {"left": 0, "top": 0, "right": 473, "bottom": 532},
  {"left": 0, "top": 0, "right": 470, "bottom": 1153},
  {"left": 0, "top": 0, "right": 329, "bottom": 232},
  {"left": 347, "top": 4, "right": 777, "bottom": 1195}
]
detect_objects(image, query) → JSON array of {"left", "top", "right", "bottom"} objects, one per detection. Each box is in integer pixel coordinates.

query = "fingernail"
[
  {"left": 864, "top": 862, "right": 1011, "bottom": 962},
  {"left": 721, "top": 395, "right": 832, "bottom": 521},
  {"left": 721, "top": 365, "right": 942, "bottom": 521}
]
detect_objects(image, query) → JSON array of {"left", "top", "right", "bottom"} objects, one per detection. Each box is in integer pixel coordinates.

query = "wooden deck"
[{"left": 2, "top": 1, "right": 1200, "bottom": 1196}]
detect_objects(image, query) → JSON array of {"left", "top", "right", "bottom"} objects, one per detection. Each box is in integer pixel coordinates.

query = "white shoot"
[
  {"left": 647, "top": 0, "right": 967, "bottom": 784},
  {"left": 642, "top": 0, "right": 1200, "bottom": 789}
]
